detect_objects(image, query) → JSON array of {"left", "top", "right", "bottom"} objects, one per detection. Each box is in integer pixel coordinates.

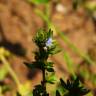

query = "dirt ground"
[{"left": 0, "top": 0, "right": 96, "bottom": 95}]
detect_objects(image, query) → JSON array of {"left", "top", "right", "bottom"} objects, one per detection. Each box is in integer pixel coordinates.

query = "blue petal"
[{"left": 46, "top": 38, "right": 52, "bottom": 47}]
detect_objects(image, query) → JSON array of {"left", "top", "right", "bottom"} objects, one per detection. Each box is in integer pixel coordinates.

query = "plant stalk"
[
  {"left": 42, "top": 68, "right": 47, "bottom": 95},
  {"left": 0, "top": 55, "right": 20, "bottom": 88}
]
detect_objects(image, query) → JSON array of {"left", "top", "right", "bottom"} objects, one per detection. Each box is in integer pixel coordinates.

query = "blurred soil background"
[{"left": 0, "top": 0, "right": 96, "bottom": 95}]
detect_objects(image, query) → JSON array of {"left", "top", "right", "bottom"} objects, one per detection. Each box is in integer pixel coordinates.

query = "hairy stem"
[
  {"left": 42, "top": 68, "right": 47, "bottom": 95},
  {"left": 39, "top": 46, "right": 47, "bottom": 95}
]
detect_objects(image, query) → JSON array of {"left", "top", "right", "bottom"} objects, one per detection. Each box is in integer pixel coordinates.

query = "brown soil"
[{"left": 0, "top": 0, "right": 96, "bottom": 95}]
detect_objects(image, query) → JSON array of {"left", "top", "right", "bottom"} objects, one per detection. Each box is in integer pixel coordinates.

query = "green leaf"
[
  {"left": 86, "top": 92, "right": 93, "bottom": 96},
  {"left": 24, "top": 62, "right": 36, "bottom": 69},
  {"left": 63, "top": 50, "right": 75, "bottom": 76},
  {"left": 85, "top": 1, "right": 96, "bottom": 11},
  {"left": 33, "top": 85, "right": 44, "bottom": 96},
  {"left": 28, "top": 0, "right": 49, "bottom": 5},
  {"left": 60, "top": 79, "right": 67, "bottom": 89},
  {"left": 46, "top": 67, "right": 54, "bottom": 72},
  {"left": 24, "top": 61, "right": 45, "bottom": 70},
  {"left": 72, "top": 0, "right": 86, "bottom": 10},
  {"left": 72, "top": 0, "right": 79, "bottom": 10},
  {"left": 34, "top": 29, "right": 53, "bottom": 47},
  {"left": 0, "top": 65, "right": 8, "bottom": 81},
  {"left": 45, "top": 62, "right": 54, "bottom": 72},
  {"left": 56, "top": 90, "right": 61, "bottom": 96},
  {"left": 47, "top": 29, "right": 53, "bottom": 38},
  {"left": 47, "top": 41, "right": 61, "bottom": 55},
  {"left": 17, "top": 92, "right": 21, "bottom": 96},
  {"left": 46, "top": 73, "right": 57, "bottom": 84},
  {"left": 18, "top": 82, "right": 32, "bottom": 96},
  {"left": 60, "top": 77, "right": 90, "bottom": 96},
  {"left": 2, "top": 85, "right": 11, "bottom": 94},
  {"left": 0, "top": 86, "right": 3, "bottom": 96}
]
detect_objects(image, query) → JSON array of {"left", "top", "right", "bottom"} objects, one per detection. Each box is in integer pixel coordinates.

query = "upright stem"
[
  {"left": 39, "top": 47, "right": 47, "bottom": 95},
  {"left": 42, "top": 68, "right": 47, "bottom": 95}
]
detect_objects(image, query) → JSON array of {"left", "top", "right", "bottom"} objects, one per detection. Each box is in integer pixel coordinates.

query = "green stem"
[
  {"left": 0, "top": 55, "right": 20, "bottom": 87},
  {"left": 63, "top": 49, "right": 76, "bottom": 78},
  {"left": 42, "top": 68, "right": 47, "bottom": 95},
  {"left": 39, "top": 47, "right": 47, "bottom": 95}
]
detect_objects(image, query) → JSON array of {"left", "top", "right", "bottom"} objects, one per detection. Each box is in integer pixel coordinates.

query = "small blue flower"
[{"left": 46, "top": 38, "right": 53, "bottom": 47}]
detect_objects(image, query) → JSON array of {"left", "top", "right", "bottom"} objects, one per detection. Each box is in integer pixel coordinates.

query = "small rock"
[{"left": 56, "top": 3, "right": 67, "bottom": 14}]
